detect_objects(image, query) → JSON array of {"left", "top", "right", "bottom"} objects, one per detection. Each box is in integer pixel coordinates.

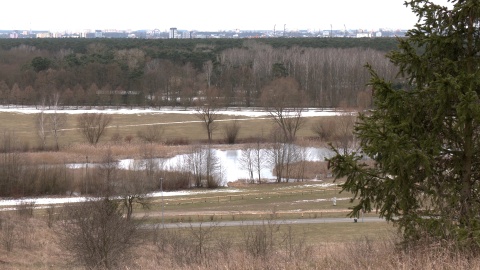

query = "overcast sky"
[{"left": 2, "top": 0, "right": 452, "bottom": 32}]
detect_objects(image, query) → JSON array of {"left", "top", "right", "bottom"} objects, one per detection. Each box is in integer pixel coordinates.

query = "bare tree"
[
  {"left": 261, "top": 77, "right": 306, "bottom": 142},
  {"left": 253, "top": 141, "right": 266, "bottom": 183},
  {"left": 0, "top": 131, "right": 26, "bottom": 197},
  {"left": 291, "top": 146, "right": 309, "bottom": 182},
  {"left": 240, "top": 139, "right": 266, "bottom": 184},
  {"left": 96, "top": 149, "right": 119, "bottom": 196},
  {"left": 77, "top": 113, "right": 112, "bottom": 145},
  {"left": 49, "top": 92, "right": 66, "bottom": 150},
  {"left": 331, "top": 114, "right": 357, "bottom": 153},
  {"left": 203, "top": 60, "right": 214, "bottom": 89},
  {"left": 204, "top": 145, "right": 223, "bottom": 188},
  {"left": 187, "top": 145, "right": 223, "bottom": 188},
  {"left": 241, "top": 218, "right": 281, "bottom": 258},
  {"left": 34, "top": 96, "right": 62, "bottom": 150},
  {"left": 195, "top": 87, "right": 223, "bottom": 143},
  {"left": 267, "top": 130, "right": 286, "bottom": 183},
  {"left": 35, "top": 108, "right": 49, "bottom": 150},
  {"left": 118, "top": 152, "right": 155, "bottom": 221},
  {"left": 153, "top": 220, "right": 221, "bottom": 266},
  {"left": 118, "top": 169, "right": 151, "bottom": 221},
  {"left": 61, "top": 198, "right": 139, "bottom": 269},
  {"left": 267, "top": 130, "right": 300, "bottom": 183},
  {"left": 239, "top": 147, "right": 255, "bottom": 183},
  {"left": 139, "top": 143, "right": 160, "bottom": 179},
  {"left": 187, "top": 145, "right": 206, "bottom": 187},
  {"left": 187, "top": 221, "right": 219, "bottom": 261}
]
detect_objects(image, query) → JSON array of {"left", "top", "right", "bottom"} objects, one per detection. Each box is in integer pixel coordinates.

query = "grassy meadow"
[
  {"left": 2, "top": 181, "right": 478, "bottom": 269},
  {"left": 3, "top": 109, "right": 472, "bottom": 269},
  {"left": 0, "top": 110, "right": 328, "bottom": 149}
]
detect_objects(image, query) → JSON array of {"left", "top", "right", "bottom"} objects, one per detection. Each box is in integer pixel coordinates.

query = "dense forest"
[{"left": 0, "top": 38, "right": 401, "bottom": 108}]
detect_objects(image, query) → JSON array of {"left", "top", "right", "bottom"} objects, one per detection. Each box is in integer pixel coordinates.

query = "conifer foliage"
[{"left": 329, "top": 0, "right": 480, "bottom": 249}]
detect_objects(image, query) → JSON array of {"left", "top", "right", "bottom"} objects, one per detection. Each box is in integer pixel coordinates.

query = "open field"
[
  {"left": 0, "top": 107, "right": 410, "bottom": 269},
  {"left": 141, "top": 182, "right": 361, "bottom": 223},
  {"left": 0, "top": 211, "right": 398, "bottom": 269},
  {"left": 0, "top": 108, "right": 334, "bottom": 148},
  {"left": 20, "top": 180, "right": 361, "bottom": 223},
  {"left": 2, "top": 181, "right": 479, "bottom": 269},
  {"left": 0, "top": 179, "right": 398, "bottom": 269},
  {"left": 0, "top": 106, "right": 356, "bottom": 223}
]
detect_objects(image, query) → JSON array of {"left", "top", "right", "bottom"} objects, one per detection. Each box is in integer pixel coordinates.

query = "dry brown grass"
[
  {"left": 318, "top": 237, "right": 480, "bottom": 270},
  {"left": 0, "top": 110, "right": 335, "bottom": 150},
  {"left": 0, "top": 109, "right": 352, "bottom": 172},
  {"left": 0, "top": 213, "right": 73, "bottom": 270},
  {"left": 2, "top": 212, "right": 479, "bottom": 270},
  {"left": 134, "top": 233, "right": 480, "bottom": 270},
  {"left": 20, "top": 143, "right": 195, "bottom": 164},
  {"left": 287, "top": 160, "right": 330, "bottom": 180}
]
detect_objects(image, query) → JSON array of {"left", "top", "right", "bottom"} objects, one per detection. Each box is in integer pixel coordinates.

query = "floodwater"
[{"left": 117, "top": 146, "right": 335, "bottom": 183}]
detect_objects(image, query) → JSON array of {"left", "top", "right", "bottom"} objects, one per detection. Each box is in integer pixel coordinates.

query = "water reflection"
[
  {"left": 68, "top": 146, "right": 334, "bottom": 183},
  {"left": 121, "top": 146, "right": 334, "bottom": 183}
]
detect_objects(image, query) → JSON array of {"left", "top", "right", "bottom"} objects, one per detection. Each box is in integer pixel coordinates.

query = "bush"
[
  {"left": 61, "top": 198, "right": 139, "bottom": 269},
  {"left": 311, "top": 115, "right": 356, "bottom": 149},
  {"left": 0, "top": 213, "right": 37, "bottom": 253},
  {"left": 241, "top": 219, "right": 280, "bottom": 258},
  {"left": 161, "top": 171, "right": 191, "bottom": 190},
  {"left": 311, "top": 117, "right": 336, "bottom": 140},
  {"left": 165, "top": 137, "right": 190, "bottom": 145},
  {"left": 137, "top": 125, "right": 164, "bottom": 143},
  {"left": 223, "top": 120, "right": 241, "bottom": 144}
]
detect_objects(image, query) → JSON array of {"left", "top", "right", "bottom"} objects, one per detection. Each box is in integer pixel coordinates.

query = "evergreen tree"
[{"left": 328, "top": 0, "right": 480, "bottom": 249}]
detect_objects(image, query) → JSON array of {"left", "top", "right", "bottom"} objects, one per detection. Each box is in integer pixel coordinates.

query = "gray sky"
[{"left": 2, "top": 0, "right": 452, "bottom": 32}]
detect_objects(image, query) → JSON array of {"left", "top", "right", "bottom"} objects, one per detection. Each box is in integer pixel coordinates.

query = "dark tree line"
[
  {"left": 0, "top": 37, "right": 399, "bottom": 54},
  {"left": 0, "top": 38, "right": 400, "bottom": 109}
]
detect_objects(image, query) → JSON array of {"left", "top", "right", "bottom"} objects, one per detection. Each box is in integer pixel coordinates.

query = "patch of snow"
[
  {"left": 294, "top": 197, "right": 350, "bottom": 203},
  {"left": 148, "top": 188, "right": 242, "bottom": 198},
  {"left": 0, "top": 188, "right": 244, "bottom": 207},
  {"left": 0, "top": 197, "right": 88, "bottom": 206},
  {"left": 273, "top": 183, "right": 338, "bottom": 190},
  {"left": 300, "top": 183, "right": 338, "bottom": 188},
  {"left": 0, "top": 106, "right": 345, "bottom": 118}
]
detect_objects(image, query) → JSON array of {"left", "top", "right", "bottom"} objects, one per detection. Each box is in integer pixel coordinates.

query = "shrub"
[
  {"left": 223, "top": 120, "right": 241, "bottom": 144},
  {"left": 61, "top": 198, "right": 139, "bottom": 269}
]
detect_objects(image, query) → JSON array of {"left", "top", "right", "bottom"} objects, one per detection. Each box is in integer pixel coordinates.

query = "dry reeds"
[
  {"left": 1, "top": 212, "right": 480, "bottom": 269},
  {"left": 0, "top": 213, "right": 72, "bottom": 269},
  {"left": 318, "top": 236, "right": 480, "bottom": 270}
]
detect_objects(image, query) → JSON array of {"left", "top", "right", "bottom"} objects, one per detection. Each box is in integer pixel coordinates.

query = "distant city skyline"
[{"left": 3, "top": 0, "right": 452, "bottom": 32}]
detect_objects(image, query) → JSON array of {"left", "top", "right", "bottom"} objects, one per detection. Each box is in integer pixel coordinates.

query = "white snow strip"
[
  {"left": 0, "top": 106, "right": 345, "bottom": 117},
  {"left": 294, "top": 197, "right": 350, "bottom": 203},
  {"left": 273, "top": 183, "right": 338, "bottom": 190},
  {"left": 0, "top": 188, "right": 243, "bottom": 207}
]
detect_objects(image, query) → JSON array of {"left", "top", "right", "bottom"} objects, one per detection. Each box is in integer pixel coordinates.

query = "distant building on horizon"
[
  {"left": 95, "top": 30, "right": 103, "bottom": 38},
  {"left": 0, "top": 26, "right": 410, "bottom": 39},
  {"left": 169, "top": 27, "right": 177, "bottom": 39}
]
